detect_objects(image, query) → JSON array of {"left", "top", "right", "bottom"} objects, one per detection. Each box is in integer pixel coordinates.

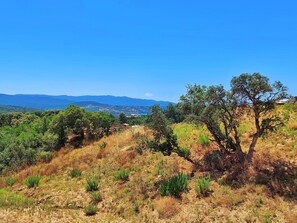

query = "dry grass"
[
  {"left": 155, "top": 197, "right": 180, "bottom": 219},
  {"left": 1, "top": 116, "right": 297, "bottom": 223}
]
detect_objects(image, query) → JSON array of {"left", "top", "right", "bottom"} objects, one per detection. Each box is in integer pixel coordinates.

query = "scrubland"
[{"left": 0, "top": 104, "right": 297, "bottom": 223}]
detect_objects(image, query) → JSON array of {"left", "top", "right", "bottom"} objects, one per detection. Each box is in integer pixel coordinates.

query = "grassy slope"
[{"left": 0, "top": 105, "right": 297, "bottom": 223}]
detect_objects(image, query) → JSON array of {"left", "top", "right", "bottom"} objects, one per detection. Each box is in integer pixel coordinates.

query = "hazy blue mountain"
[{"left": 0, "top": 94, "right": 173, "bottom": 114}]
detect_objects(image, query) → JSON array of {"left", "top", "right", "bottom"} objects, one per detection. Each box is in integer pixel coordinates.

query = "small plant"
[
  {"left": 24, "top": 176, "right": 41, "bottom": 188},
  {"left": 98, "top": 141, "right": 107, "bottom": 149},
  {"left": 195, "top": 176, "right": 211, "bottom": 196},
  {"left": 90, "top": 192, "right": 102, "bottom": 204},
  {"left": 5, "top": 177, "right": 17, "bottom": 187},
  {"left": 69, "top": 169, "right": 82, "bottom": 178},
  {"left": 84, "top": 204, "right": 98, "bottom": 216},
  {"left": 114, "top": 169, "right": 129, "bottom": 181},
  {"left": 86, "top": 178, "right": 99, "bottom": 192},
  {"left": 160, "top": 173, "right": 188, "bottom": 196}
]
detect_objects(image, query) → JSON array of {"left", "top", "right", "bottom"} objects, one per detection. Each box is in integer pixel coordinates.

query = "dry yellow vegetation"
[{"left": 0, "top": 104, "right": 297, "bottom": 223}]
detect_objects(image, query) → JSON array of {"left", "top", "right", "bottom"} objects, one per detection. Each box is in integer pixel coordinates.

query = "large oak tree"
[{"left": 180, "top": 73, "right": 288, "bottom": 164}]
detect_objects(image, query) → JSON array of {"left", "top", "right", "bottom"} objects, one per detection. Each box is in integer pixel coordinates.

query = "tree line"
[{"left": 0, "top": 106, "right": 114, "bottom": 172}]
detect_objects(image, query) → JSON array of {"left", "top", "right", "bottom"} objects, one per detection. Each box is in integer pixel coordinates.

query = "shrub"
[
  {"left": 198, "top": 133, "right": 210, "bottom": 146},
  {"left": 195, "top": 176, "right": 211, "bottom": 196},
  {"left": 114, "top": 169, "right": 129, "bottom": 181},
  {"left": 84, "top": 204, "right": 98, "bottom": 216},
  {"left": 86, "top": 178, "right": 99, "bottom": 192},
  {"left": 160, "top": 173, "right": 188, "bottom": 196},
  {"left": 98, "top": 141, "right": 107, "bottom": 149},
  {"left": 24, "top": 176, "right": 41, "bottom": 188},
  {"left": 69, "top": 169, "right": 82, "bottom": 178},
  {"left": 175, "top": 147, "right": 191, "bottom": 159},
  {"left": 90, "top": 192, "right": 103, "bottom": 204},
  {"left": 38, "top": 151, "right": 54, "bottom": 163},
  {"left": 5, "top": 177, "right": 17, "bottom": 187}
]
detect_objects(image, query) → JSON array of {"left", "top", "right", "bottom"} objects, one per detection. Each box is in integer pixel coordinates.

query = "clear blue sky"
[{"left": 0, "top": 0, "right": 296, "bottom": 102}]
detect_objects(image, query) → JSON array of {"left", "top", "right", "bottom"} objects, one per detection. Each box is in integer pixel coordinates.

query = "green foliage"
[
  {"left": 5, "top": 177, "right": 17, "bottom": 187},
  {"left": 164, "top": 103, "right": 184, "bottom": 123},
  {"left": 195, "top": 176, "right": 211, "bottom": 196},
  {"left": 98, "top": 141, "right": 107, "bottom": 149},
  {"left": 180, "top": 73, "right": 288, "bottom": 162},
  {"left": 86, "top": 178, "right": 99, "bottom": 192},
  {"left": 114, "top": 169, "right": 129, "bottom": 181},
  {"left": 0, "top": 106, "right": 115, "bottom": 172},
  {"left": 37, "top": 150, "right": 54, "bottom": 163},
  {"left": 160, "top": 173, "right": 188, "bottom": 196},
  {"left": 90, "top": 192, "right": 103, "bottom": 204},
  {"left": 175, "top": 147, "right": 191, "bottom": 159},
  {"left": 198, "top": 133, "right": 210, "bottom": 146},
  {"left": 0, "top": 188, "right": 35, "bottom": 207},
  {"left": 24, "top": 176, "right": 41, "bottom": 188},
  {"left": 119, "top": 113, "right": 127, "bottom": 124},
  {"left": 69, "top": 169, "right": 82, "bottom": 178},
  {"left": 84, "top": 204, "right": 98, "bottom": 216}
]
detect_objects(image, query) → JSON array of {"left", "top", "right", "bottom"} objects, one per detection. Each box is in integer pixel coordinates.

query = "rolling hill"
[{"left": 0, "top": 94, "right": 173, "bottom": 115}]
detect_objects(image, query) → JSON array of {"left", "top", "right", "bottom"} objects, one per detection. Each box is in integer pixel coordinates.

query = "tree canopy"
[{"left": 180, "top": 73, "right": 288, "bottom": 163}]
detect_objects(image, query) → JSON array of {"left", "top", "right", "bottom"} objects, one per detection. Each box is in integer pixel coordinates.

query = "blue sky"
[{"left": 0, "top": 0, "right": 296, "bottom": 102}]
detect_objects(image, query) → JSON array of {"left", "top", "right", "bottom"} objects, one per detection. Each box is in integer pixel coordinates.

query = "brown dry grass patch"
[{"left": 155, "top": 197, "right": 180, "bottom": 219}]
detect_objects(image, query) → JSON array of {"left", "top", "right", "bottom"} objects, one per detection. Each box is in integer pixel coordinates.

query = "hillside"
[
  {"left": 0, "top": 104, "right": 296, "bottom": 223},
  {"left": 0, "top": 105, "right": 40, "bottom": 113},
  {"left": 72, "top": 101, "right": 150, "bottom": 116}
]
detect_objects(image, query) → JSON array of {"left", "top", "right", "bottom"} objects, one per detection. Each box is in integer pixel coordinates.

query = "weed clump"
[
  {"left": 160, "top": 173, "right": 188, "bottom": 196},
  {"left": 114, "top": 169, "right": 129, "bottom": 181},
  {"left": 69, "top": 169, "right": 82, "bottom": 178},
  {"left": 86, "top": 178, "right": 99, "bottom": 192},
  {"left": 5, "top": 177, "right": 17, "bottom": 187},
  {"left": 24, "top": 176, "right": 41, "bottom": 188},
  {"left": 195, "top": 176, "right": 211, "bottom": 196},
  {"left": 84, "top": 204, "right": 98, "bottom": 216},
  {"left": 90, "top": 192, "right": 103, "bottom": 204}
]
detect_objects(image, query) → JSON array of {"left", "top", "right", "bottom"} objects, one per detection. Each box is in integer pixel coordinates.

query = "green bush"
[
  {"left": 98, "top": 141, "right": 107, "bottom": 149},
  {"left": 90, "top": 192, "right": 103, "bottom": 204},
  {"left": 195, "top": 176, "right": 211, "bottom": 196},
  {"left": 114, "top": 169, "right": 129, "bottom": 181},
  {"left": 38, "top": 151, "right": 54, "bottom": 163},
  {"left": 86, "top": 178, "right": 99, "bottom": 192},
  {"left": 5, "top": 177, "right": 17, "bottom": 187},
  {"left": 160, "top": 173, "right": 188, "bottom": 196},
  {"left": 175, "top": 147, "right": 191, "bottom": 159},
  {"left": 24, "top": 176, "right": 41, "bottom": 188},
  {"left": 69, "top": 169, "right": 82, "bottom": 178},
  {"left": 84, "top": 204, "right": 98, "bottom": 216},
  {"left": 198, "top": 133, "right": 210, "bottom": 146}
]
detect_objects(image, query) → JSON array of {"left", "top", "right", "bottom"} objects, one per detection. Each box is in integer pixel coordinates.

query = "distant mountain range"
[{"left": 0, "top": 94, "right": 173, "bottom": 115}]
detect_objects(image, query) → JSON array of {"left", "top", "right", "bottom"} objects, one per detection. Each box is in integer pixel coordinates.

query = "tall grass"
[
  {"left": 195, "top": 176, "right": 211, "bottom": 196},
  {"left": 0, "top": 188, "right": 34, "bottom": 207},
  {"left": 160, "top": 173, "right": 188, "bottom": 196},
  {"left": 24, "top": 176, "right": 41, "bottom": 188}
]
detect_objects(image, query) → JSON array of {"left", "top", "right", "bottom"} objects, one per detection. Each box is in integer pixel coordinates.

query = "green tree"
[
  {"left": 180, "top": 73, "right": 288, "bottom": 164},
  {"left": 147, "top": 105, "right": 178, "bottom": 156},
  {"left": 119, "top": 113, "right": 127, "bottom": 124},
  {"left": 164, "top": 103, "right": 184, "bottom": 123}
]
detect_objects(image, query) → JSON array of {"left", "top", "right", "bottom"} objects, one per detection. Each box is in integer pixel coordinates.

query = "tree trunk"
[{"left": 247, "top": 133, "right": 259, "bottom": 163}]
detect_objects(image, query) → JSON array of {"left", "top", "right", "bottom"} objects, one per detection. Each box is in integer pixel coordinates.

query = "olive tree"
[{"left": 180, "top": 73, "right": 288, "bottom": 164}]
